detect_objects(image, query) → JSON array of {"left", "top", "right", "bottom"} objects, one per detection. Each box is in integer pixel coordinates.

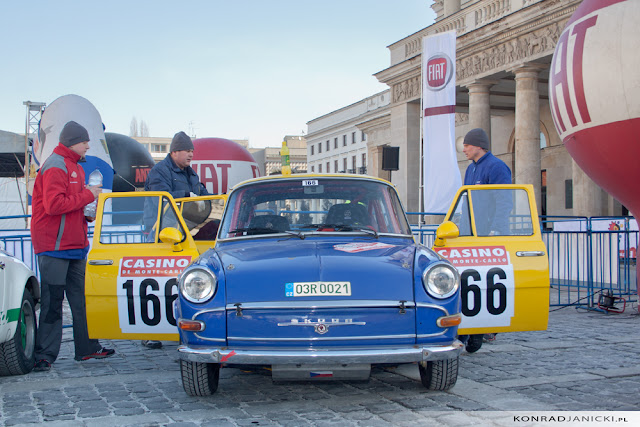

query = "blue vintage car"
[{"left": 174, "top": 174, "right": 463, "bottom": 395}]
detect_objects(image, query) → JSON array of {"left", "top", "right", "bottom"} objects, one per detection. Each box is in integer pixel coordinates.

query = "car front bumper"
[{"left": 177, "top": 341, "right": 464, "bottom": 365}]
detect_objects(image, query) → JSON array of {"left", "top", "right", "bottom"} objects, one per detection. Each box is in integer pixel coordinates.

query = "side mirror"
[
  {"left": 433, "top": 221, "right": 460, "bottom": 247},
  {"left": 159, "top": 227, "right": 183, "bottom": 251}
]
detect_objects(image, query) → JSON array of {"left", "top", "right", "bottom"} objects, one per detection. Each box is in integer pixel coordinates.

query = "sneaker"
[
  {"left": 141, "top": 340, "right": 163, "bottom": 349},
  {"left": 34, "top": 359, "right": 52, "bottom": 371},
  {"left": 483, "top": 333, "right": 497, "bottom": 342},
  {"left": 78, "top": 347, "right": 115, "bottom": 361}
]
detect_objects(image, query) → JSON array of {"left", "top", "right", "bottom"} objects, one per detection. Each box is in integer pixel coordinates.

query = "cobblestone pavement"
[{"left": 1, "top": 302, "right": 639, "bottom": 426}]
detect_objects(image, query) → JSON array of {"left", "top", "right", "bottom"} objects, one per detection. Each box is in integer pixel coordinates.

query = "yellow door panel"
[
  {"left": 86, "top": 191, "right": 200, "bottom": 341},
  {"left": 433, "top": 184, "right": 549, "bottom": 334}
]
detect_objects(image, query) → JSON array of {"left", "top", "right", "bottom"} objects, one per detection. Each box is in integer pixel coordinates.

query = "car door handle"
[
  {"left": 88, "top": 259, "right": 114, "bottom": 265},
  {"left": 516, "top": 251, "right": 546, "bottom": 257}
]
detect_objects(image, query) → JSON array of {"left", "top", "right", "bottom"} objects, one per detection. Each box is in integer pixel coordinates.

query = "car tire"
[
  {"left": 465, "top": 334, "right": 484, "bottom": 353},
  {"left": 180, "top": 360, "right": 220, "bottom": 396},
  {"left": 419, "top": 357, "right": 459, "bottom": 391},
  {"left": 0, "top": 289, "right": 37, "bottom": 376}
]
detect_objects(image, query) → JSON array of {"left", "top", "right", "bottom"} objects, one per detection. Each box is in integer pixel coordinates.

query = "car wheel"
[
  {"left": 419, "top": 357, "right": 459, "bottom": 391},
  {"left": 0, "top": 289, "right": 37, "bottom": 376},
  {"left": 465, "top": 334, "right": 484, "bottom": 353},
  {"left": 180, "top": 360, "right": 220, "bottom": 396}
]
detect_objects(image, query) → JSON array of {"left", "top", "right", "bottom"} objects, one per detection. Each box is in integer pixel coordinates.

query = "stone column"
[
  {"left": 390, "top": 101, "right": 421, "bottom": 214},
  {"left": 512, "top": 64, "right": 545, "bottom": 212},
  {"left": 466, "top": 80, "right": 496, "bottom": 145}
]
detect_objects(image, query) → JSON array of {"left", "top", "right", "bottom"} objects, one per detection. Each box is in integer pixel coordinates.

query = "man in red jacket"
[{"left": 31, "top": 120, "right": 115, "bottom": 371}]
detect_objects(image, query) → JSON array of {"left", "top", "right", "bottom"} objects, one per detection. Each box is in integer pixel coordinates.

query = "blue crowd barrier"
[{"left": 2, "top": 213, "right": 637, "bottom": 309}]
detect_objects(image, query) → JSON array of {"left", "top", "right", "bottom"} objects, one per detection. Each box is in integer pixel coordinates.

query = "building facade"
[
  {"left": 249, "top": 135, "right": 308, "bottom": 176},
  {"left": 355, "top": 0, "right": 617, "bottom": 217},
  {"left": 306, "top": 91, "right": 389, "bottom": 176}
]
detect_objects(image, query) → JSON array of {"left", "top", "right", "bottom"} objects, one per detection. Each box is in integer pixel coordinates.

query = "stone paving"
[{"left": 1, "top": 302, "right": 639, "bottom": 426}]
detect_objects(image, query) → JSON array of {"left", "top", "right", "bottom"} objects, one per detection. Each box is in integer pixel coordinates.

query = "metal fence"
[{"left": 3, "top": 214, "right": 637, "bottom": 310}]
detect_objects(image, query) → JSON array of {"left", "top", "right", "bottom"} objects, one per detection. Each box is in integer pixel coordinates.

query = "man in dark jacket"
[
  {"left": 460, "top": 128, "right": 512, "bottom": 349},
  {"left": 31, "top": 121, "right": 115, "bottom": 371},
  {"left": 141, "top": 131, "right": 209, "bottom": 349},
  {"left": 462, "top": 128, "right": 512, "bottom": 235},
  {"left": 144, "top": 131, "right": 208, "bottom": 197}
]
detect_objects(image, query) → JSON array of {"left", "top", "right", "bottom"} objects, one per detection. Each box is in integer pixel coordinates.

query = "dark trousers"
[{"left": 34, "top": 256, "right": 101, "bottom": 362}]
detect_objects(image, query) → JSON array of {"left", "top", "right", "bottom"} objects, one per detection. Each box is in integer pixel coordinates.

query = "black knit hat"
[
  {"left": 170, "top": 131, "right": 194, "bottom": 152},
  {"left": 60, "top": 121, "right": 90, "bottom": 147},
  {"left": 463, "top": 128, "right": 490, "bottom": 151}
]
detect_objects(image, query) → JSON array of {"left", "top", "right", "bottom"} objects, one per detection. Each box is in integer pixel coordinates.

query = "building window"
[
  {"left": 362, "top": 153, "right": 366, "bottom": 169},
  {"left": 152, "top": 144, "right": 167, "bottom": 153},
  {"left": 352, "top": 155, "right": 356, "bottom": 170},
  {"left": 319, "top": 163, "right": 322, "bottom": 173},
  {"left": 362, "top": 132, "right": 366, "bottom": 142},
  {"left": 343, "top": 158, "right": 347, "bottom": 172},
  {"left": 565, "top": 179, "right": 573, "bottom": 209},
  {"left": 343, "top": 135, "right": 347, "bottom": 146},
  {"left": 334, "top": 160, "right": 338, "bottom": 172},
  {"left": 326, "top": 162, "right": 330, "bottom": 173},
  {"left": 311, "top": 145, "right": 314, "bottom": 155},
  {"left": 326, "top": 140, "right": 330, "bottom": 151},
  {"left": 334, "top": 138, "right": 338, "bottom": 149},
  {"left": 318, "top": 143, "right": 322, "bottom": 153},
  {"left": 311, "top": 165, "right": 314, "bottom": 173},
  {"left": 352, "top": 132, "right": 356, "bottom": 144}
]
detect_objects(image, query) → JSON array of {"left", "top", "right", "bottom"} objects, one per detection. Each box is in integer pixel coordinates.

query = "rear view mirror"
[{"left": 433, "top": 221, "right": 460, "bottom": 247}]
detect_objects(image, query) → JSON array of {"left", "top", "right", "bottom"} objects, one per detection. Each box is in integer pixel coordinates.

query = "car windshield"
[{"left": 218, "top": 177, "right": 412, "bottom": 238}]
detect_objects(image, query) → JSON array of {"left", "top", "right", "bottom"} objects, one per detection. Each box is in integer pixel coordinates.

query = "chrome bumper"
[{"left": 177, "top": 340, "right": 464, "bottom": 365}]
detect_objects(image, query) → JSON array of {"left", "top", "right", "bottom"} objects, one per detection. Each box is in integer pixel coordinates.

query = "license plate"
[{"left": 285, "top": 282, "right": 351, "bottom": 297}]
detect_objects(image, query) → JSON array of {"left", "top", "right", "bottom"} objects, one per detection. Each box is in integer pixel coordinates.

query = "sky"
[{"left": 0, "top": 1, "right": 436, "bottom": 149}]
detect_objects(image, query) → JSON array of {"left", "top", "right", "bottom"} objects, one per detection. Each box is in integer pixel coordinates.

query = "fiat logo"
[{"left": 426, "top": 54, "right": 453, "bottom": 91}]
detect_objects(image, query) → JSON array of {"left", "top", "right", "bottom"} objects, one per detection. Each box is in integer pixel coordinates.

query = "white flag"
[{"left": 422, "top": 31, "right": 460, "bottom": 213}]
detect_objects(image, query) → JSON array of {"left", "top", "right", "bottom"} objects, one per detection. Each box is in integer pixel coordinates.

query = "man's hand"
[{"left": 87, "top": 184, "right": 102, "bottom": 199}]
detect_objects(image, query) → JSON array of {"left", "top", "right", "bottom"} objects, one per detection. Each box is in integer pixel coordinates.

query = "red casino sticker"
[
  {"left": 434, "top": 246, "right": 509, "bottom": 266},
  {"left": 119, "top": 256, "right": 192, "bottom": 277}
]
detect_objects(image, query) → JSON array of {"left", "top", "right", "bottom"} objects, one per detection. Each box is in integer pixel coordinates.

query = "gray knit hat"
[
  {"left": 463, "top": 128, "right": 490, "bottom": 151},
  {"left": 170, "top": 131, "right": 194, "bottom": 152},
  {"left": 60, "top": 121, "right": 90, "bottom": 147}
]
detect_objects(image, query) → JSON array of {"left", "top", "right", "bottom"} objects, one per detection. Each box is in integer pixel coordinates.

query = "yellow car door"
[
  {"left": 86, "top": 191, "right": 201, "bottom": 341},
  {"left": 433, "top": 184, "right": 549, "bottom": 334}
]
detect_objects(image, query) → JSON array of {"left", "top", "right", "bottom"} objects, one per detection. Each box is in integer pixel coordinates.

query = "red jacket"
[{"left": 31, "top": 144, "right": 95, "bottom": 254}]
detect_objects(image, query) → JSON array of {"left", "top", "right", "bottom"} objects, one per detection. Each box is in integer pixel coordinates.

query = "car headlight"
[
  {"left": 422, "top": 261, "right": 459, "bottom": 299},
  {"left": 180, "top": 267, "right": 217, "bottom": 303}
]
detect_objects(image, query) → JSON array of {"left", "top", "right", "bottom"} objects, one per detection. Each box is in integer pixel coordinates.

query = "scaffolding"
[{"left": 22, "top": 101, "right": 46, "bottom": 225}]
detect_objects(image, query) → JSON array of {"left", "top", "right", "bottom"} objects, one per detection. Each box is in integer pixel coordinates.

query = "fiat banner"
[{"left": 422, "top": 31, "right": 460, "bottom": 213}]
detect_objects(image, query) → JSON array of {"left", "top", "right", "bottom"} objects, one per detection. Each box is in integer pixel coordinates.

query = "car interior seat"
[
  {"left": 325, "top": 203, "right": 371, "bottom": 227},
  {"left": 248, "top": 214, "right": 290, "bottom": 234}
]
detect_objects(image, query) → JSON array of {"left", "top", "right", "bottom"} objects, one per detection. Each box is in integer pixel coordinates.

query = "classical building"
[
  {"left": 359, "top": 0, "right": 618, "bottom": 217},
  {"left": 306, "top": 91, "right": 389, "bottom": 176}
]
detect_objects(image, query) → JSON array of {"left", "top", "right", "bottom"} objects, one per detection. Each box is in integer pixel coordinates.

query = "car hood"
[{"left": 216, "top": 236, "right": 416, "bottom": 303}]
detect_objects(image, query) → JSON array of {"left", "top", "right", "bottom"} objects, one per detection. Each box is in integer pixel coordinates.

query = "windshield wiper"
[
  {"left": 318, "top": 224, "right": 378, "bottom": 238},
  {"left": 230, "top": 227, "right": 281, "bottom": 235},
  {"left": 283, "top": 230, "right": 305, "bottom": 240}
]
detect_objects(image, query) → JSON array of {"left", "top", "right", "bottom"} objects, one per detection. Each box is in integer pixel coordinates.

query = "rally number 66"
[{"left": 460, "top": 267, "right": 507, "bottom": 317}]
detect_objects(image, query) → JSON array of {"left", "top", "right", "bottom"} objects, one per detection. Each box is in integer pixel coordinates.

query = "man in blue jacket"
[
  {"left": 461, "top": 128, "right": 512, "bottom": 349},
  {"left": 142, "top": 131, "right": 209, "bottom": 349},
  {"left": 462, "top": 128, "right": 512, "bottom": 235}
]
